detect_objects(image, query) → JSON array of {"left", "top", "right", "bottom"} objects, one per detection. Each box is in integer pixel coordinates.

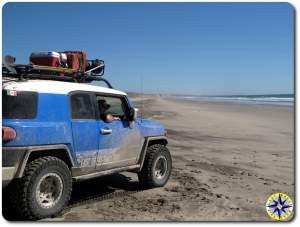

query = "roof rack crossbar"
[{"left": 2, "top": 63, "right": 113, "bottom": 89}]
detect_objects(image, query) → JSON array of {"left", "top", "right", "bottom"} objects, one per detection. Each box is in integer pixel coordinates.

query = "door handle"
[{"left": 100, "top": 128, "right": 112, "bottom": 135}]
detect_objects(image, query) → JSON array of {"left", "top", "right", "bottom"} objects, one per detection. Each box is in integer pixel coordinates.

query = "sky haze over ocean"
[{"left": 2, "top": 2, "right": 294, "bottom": 95}]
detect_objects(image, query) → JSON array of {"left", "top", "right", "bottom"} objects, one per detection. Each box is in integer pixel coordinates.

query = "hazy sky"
[{"left": 2, "top": 2, "right": 294, "bottom": 95}]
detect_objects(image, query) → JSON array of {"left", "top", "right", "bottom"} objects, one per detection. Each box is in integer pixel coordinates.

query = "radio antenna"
[{"left": 140, "top": 75, "right": 143, "bottom": 123}]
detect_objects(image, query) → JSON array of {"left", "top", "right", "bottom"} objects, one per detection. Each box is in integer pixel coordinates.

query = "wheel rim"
[
  {"left": 154, "top": 156, "right": 168, "bottom": 180},
  {"left": 36, "top": 173, "right": 63, "bottom": 209}
]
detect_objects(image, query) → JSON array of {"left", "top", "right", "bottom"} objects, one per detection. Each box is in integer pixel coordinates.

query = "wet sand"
[{"left": 9, "top": 96, "right": 294, "bottom": 221}]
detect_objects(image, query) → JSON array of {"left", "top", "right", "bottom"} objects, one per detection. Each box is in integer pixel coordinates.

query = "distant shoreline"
[{"left": 164, "top": 94, "right": 294, "bottom": 106}]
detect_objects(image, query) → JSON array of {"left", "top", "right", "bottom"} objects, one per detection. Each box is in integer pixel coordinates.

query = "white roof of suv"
[{"left": 2, "top": 79, "right": 127, "bottom": 96}]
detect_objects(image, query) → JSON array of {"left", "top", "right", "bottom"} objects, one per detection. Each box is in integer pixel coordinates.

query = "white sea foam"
[{"left": 176, "top": 95, "right": 294, "bottom": 106}]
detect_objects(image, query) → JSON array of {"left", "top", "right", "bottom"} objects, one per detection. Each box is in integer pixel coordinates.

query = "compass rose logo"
[{"left": 265, "top": 193, "right": 293, "bottom": 221}]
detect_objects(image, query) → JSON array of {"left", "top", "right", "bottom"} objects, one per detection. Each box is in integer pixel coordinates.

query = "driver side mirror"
[{"left": 129, "top": 107, "right": 138, "bottom": 122}]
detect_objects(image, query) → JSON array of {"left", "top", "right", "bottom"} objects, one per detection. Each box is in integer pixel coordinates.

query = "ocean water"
[{"left": 173, "top": 94, "right": 294, "bottom": 106}]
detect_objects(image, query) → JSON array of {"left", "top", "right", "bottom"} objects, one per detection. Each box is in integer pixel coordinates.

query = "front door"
[{"left": 94, "top": 94, "right": 142, "bottom": 170}]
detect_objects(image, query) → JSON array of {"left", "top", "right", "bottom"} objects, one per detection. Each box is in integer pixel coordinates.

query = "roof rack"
[{"left": 2, "top": 56, "right": 113, "bottom": 89}]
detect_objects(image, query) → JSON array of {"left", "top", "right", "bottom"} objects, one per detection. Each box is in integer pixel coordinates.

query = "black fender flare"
[
  {"left": 16, "top": 144, "right": 75, "bottom": 178},
  {"left": 137, "top": 136, "right": 168, "bottom": 171}
]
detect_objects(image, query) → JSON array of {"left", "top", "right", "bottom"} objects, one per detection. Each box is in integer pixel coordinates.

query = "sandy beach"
[
  {"left": 5, "top": 95, "right": 294, "bottom": 221},
  {"left": 2, "top": 2, "right": 294, "bottom": 222}
]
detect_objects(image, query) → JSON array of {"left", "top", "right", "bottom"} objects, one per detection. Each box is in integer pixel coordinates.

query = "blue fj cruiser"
[{"left": 2, "top": 76, "right": 171, "bottom": 220}]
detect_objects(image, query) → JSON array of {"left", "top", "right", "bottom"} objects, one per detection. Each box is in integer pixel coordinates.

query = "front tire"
[
  {"left": 11, "top": 156, "right": 72, "bottom": 220},
  {"left": 138, "top": 144, "right": 172, "bottom": 188}
]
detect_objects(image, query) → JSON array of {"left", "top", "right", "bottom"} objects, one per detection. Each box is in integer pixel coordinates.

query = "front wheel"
[
  {"left": 11, "top": 156, "right": 72, "bottom": 220},
  {"left": 138, "top": 144, "right": 172, "bottom": 188}
]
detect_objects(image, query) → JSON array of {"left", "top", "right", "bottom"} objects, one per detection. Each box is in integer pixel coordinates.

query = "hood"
[{"left": 137, "top": 118, "right": 165, "bottom": 138}]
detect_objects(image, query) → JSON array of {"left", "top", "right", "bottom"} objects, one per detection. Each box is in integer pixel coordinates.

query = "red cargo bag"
[{"left": 63, "top": 51, "right": 86, "bottom": 72}]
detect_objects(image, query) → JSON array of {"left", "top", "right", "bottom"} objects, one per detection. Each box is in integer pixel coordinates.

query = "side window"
[
  {"left": 2, "top": 90, "right": 38, "bottom": 119},
  {"left": 96, "top": 96, "right": 128, "bottom": 121},
  {"left": 70, "top": 93, "right": 95, "bottom": 119}
]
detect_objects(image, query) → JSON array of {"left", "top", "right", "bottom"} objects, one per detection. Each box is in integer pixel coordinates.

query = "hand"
[{"left": 105, "top": 114, "right": 114, "bottom": 123}]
